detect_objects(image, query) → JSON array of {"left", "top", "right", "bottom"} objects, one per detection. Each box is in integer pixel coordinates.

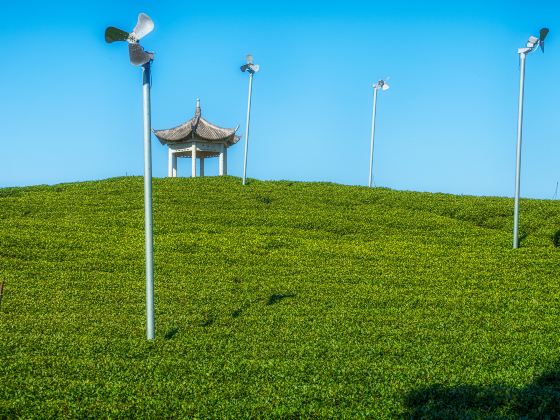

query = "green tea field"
[{"left": 1, "top": 176, "right": 560, "bottom": 417}]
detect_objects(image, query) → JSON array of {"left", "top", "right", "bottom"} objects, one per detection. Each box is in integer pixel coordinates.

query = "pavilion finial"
[{"left": 195, "top": 98, "right": 201, "bottom": 116}]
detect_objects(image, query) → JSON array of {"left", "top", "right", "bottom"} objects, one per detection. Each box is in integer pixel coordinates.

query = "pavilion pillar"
[
  {"left": 168, "top": 149, "right": 177, "bottom": 178},
  {"left": 200, "top": 157, "right": 205, "bottom": 177},
  {"left": 219, "top": 144, "right": 227, "bottom": 176},
  {"left": 191, "top": 143, "right": 197, "bottom": 178},
  {"left": 223, "top": 146, "right": 227, "bottom": 176}
]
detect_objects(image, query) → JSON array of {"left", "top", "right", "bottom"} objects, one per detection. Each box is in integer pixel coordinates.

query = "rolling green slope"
[{"left": 1, "top": 176, "right": 560, "bottom": 418}]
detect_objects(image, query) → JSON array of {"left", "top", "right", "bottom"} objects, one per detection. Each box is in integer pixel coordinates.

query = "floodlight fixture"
[
  {"left": 516, "top": 27, "right": 549, "bottom": 55},
  {"left": 375, "top": 79, "right": 390, "bottom": 92},
  {"left": 512, "top": 27, "right": 549, "bottom": 249},
  {"left": 527, "top": 36, "right": 539, "bottom": 48},
  {"left": 240, "top": 54, "right": 260, "bottom": 75},
  {"left": 368, "top": 79, "right": 390, "bottom": 188},
  {"left": 105, "top": 13, "right": 156, "bottom": 339},
  {"left": 240, "top": 54, "right": 260, "bottom": 186},
  {"left": 105, "top": 13, "right": 155, "bottom": 66}
]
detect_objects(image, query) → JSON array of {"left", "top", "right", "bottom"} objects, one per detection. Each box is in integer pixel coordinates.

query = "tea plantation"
[{"left": 1, "top": 176, "right": 560, "bottom": 418}]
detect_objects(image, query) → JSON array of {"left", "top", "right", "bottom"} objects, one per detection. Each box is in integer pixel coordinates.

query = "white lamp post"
[
  {"left": 513, "top": 28, "right": 549, "bottom": 249},
  {"left": 369, "top": 79, "right": 390, "bottom": 188},
  {"left": 240, "top": 54, "right": 260, "bottom": 186},
  {"left": 105, "top": 14, "right": 156, "bottom": 339}
]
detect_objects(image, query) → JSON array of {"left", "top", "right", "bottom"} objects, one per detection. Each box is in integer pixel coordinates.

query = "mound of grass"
[{"left": 1, "top": 176, "right": 560, "bottom": 417}]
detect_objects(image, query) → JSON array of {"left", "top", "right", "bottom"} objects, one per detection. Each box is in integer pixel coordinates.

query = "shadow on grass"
[
  {"left": 402, "top": 363, "right": 560, "bottom": 418},
  {"left": 231, "top": 293, "right": 297, "bottom": 318},
  {"left": 0, "top": 280, "right": 5, "bottom": 310},
  {"left": 519, "top": 230, "right": 530, "bottom": 246},
  {"left": 200, "top": 315, "right": 215, "bottom": 327},
  {"left": 164, "top": 327, "right": 179, "bottom": 340},
  {"left": 267, "top": 293, "right": 296, "bottom": 306},
  {"left": 552, "top": 229, "right": 560, "bottom": 248},
  {"left": 232, "top": 302, "right": 251, "bottom": 318}
]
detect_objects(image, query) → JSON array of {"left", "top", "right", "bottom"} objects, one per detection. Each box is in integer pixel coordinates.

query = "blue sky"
[{"left": 1, "top": 0, "right": 559, "bottom": 198}]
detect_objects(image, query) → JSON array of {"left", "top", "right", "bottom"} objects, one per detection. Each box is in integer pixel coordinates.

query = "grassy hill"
[{"left": 1, "top": 176, "right": 560, "bottom": 418}]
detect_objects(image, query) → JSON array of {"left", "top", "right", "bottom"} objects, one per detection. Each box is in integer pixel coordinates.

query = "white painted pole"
[
  {"left": 242, "top": 73, "right": 254, "bottom": 186},
  {"left": 142, "top": 62, "right": 155, "bottom": 340},
  {"left": 368, "top": 86, "right": 379, "bottom": 188},
  {"left": 219, "top": 144, "right": 224, "bottom": 176},
  {"left": 192, "top": 143, "right": 197, "bottom": 178},
  {"left": 168, "top": 149, "right": 173, "bottom": 177},
  {"left": 513, "top": 53, "right": 526, "bottom": 249}
]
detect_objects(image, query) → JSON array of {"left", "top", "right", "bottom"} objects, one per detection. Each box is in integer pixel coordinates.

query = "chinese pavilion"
[{"left": 153, "top": 99, "right": 240, "bottom": 177}]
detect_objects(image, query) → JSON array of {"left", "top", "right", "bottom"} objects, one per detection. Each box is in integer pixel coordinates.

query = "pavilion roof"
[{"left": 153, "top": 99, "right": 240, "bottom": 146}]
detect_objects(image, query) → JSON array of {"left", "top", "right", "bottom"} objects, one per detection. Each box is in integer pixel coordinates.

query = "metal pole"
[
  {"left": 142, "top": 62, "right": 155, "bottom": 339},
  {"left": 242, "top": 72, "right": 254, "bottom": 186},
  {"left": 369, "top": 87, "right": 379, "bottom": 188},
  {"left": 513, "top": 53, "right": 526, "bottom": 249}
]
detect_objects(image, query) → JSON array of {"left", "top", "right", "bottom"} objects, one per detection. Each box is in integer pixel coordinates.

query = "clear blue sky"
[{"left": 1, "top": 0, "right": 559, "bottom": 198}]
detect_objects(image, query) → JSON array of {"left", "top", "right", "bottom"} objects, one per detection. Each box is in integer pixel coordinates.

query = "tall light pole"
[
  {"left": 240, "top": 54, "right": 260, "bottom": 186},
  {"left": 105, "top": 13, "right": 156, "bottom": 339},
  {"left": 513, "top": 28, "right": 549, "bottom": 249},
  {"left": 369, "top": 79, "right": 390, "bottom": 188}
]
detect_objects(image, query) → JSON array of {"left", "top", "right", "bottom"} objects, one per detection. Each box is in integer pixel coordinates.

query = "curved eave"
[
  {"left": 153, "top": 117, "right": 240, "bottom": 146},
  {"left": 153, "top": 117, "right": 196, "bottom": 144}
]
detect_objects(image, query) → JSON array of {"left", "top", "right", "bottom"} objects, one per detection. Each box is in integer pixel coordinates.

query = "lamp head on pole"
[
  {"left": 105, "top": 13, "right": 155, "bottom": 66},
  {"left": 241, "top": 54, "right": 260, "bottom": 74},
  {"left": 374, "top": 79, "right": 390, "bottom": 92},
  {"left": 518, "top": 27, "right": 549, "bottom": 55}
]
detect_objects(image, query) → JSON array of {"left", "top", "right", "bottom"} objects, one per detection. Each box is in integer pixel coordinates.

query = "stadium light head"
[
  {"left": 527, "top": 35, "right": 539, "bottom": 48},
  {"left": 374, "top": 79, "right": 390, "bottom": 91},
  {"left": 519, "top": 27, "right": 550, "bottom": 55},
  {"left": 105, "top": 13, "right": 155, "bottom": 66},
  {"left": 241, "top": 54, "right": 260, "bottom": 74}
]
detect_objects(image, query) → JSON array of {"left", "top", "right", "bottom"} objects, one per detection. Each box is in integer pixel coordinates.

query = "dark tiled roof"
[{"left": 153, "top": 100, "right": 240, "bottom": 146}]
